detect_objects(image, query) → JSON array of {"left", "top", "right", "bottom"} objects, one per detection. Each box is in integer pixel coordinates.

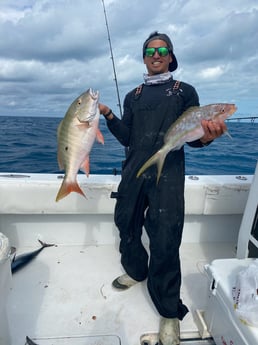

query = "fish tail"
[
  {"left": 156, "top": 150, "right": 168, "bottom": 183},
  {"left": 96, "top": 128, "right": 104, "bottom": 144},
  {"left": 55, "top": 178, "right": 86, "bottom": 202},
  {"left": 38, "top": 240, "right": 55, "bottom": 248},
  {"left": 137, "top": 149, "right": 168, "bottom": 183}
]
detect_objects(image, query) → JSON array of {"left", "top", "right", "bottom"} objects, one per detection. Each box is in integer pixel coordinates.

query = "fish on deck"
[
  {"left": 11, "top": 240, "right": 55, "bottom": 273},
  {"left": 137, "top": 103, "right": 237, "bottom": 182},
  {"left": 56, "top": 88, "right": 104, "bottom": 202}
]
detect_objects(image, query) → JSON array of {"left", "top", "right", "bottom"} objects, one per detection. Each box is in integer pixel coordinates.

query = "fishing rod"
[
  {"left": 101, "top": 0, "right": 122, "bottom": 118},
  {"left": 226, "top": 116, "right": 258, "bottom": 123}
]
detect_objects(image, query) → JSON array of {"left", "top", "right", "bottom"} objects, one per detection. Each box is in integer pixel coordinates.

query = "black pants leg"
[
  {"left": 144, "top": 177, "right": 188, "bottom": 319},
  {"left": 114, "top": 180, "right": 149, "bottom": 281}
]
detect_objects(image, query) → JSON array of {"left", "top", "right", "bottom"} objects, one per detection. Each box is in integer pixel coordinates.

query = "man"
[{"left": 99, "top": 31, "right": 226, "bottom": 345}]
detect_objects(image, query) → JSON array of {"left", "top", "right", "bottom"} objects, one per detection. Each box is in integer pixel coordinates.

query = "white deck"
[
  {"left": 7, "top": 241, "right": 235, "bottom": 345},
  {"left": 0, "top": 172, "right": 254, "bottom": 345}
]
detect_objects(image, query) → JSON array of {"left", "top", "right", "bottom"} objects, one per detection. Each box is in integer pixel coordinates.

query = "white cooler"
[{"left": 204, "top": 258, "right": 258, "bottom": 345}]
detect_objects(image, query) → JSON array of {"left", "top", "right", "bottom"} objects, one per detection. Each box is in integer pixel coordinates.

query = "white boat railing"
[{"left": 237, "top": 161, "right": 258, "bottom": 258}]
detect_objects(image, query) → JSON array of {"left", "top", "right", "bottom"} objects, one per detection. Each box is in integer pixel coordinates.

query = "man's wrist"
[
  {"left": 103, "top": 109, "right": 113, "bottom": 120},
  {"left": 200, "top": 138, "right": 211, "bottom": 146}
]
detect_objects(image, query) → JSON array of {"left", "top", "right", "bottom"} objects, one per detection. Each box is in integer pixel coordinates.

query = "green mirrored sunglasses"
[{"left": 144, "top": 46, "right": 170, "bottom": 57}]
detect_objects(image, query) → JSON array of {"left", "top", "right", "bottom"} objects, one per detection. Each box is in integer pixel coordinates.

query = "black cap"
[{"left": 142, "top": 31, "right": 178, "bottom": 72}]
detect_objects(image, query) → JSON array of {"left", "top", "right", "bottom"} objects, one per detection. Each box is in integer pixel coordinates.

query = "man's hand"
[
  {"left": 200, "top": 119, "right": 227, "bottom": 144},
  {"left": 98, "top": 103, "right": 109, "bottom": 115}
]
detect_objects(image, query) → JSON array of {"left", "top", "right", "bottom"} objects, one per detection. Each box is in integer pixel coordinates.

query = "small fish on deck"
[
  {"left": 137, "top": 103, "right": 237, "bottom": 182},
  {"left": 11, "top": 240, "right": 55, "bottom": 273}
]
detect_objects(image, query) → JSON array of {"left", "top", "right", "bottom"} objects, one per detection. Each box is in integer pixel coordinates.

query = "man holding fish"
[{"left": 99, "top": 31, "right": 236, "bottom": 345}]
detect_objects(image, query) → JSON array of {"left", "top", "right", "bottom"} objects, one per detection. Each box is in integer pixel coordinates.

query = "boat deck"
[
  {"left": 2, "top": 172, "right": 252, "bottom": 344},
  {"left": 7, "top": 241, "right": 236, "bottom": 345}
]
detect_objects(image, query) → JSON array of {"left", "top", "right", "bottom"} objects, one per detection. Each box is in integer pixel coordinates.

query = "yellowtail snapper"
[{"left": 137, "top": 103, "right": 237, "bottom": 182}]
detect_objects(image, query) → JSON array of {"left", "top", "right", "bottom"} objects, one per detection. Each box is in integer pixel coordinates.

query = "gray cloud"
[{"left": 0, "top": 0, "right": 258, "bottom": 118}]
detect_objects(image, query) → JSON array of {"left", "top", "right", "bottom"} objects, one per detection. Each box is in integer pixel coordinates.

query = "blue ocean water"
[{"left": 0, "top": 116, "right": 257, "bottom": 175}]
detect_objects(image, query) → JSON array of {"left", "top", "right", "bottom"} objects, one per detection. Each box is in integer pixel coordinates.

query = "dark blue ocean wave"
[
  {"left": 185, "top": 121, "right": 258, "bottom": 175},
  {"left": 0, "top": 116, "right": 257, "bottom": 175}
]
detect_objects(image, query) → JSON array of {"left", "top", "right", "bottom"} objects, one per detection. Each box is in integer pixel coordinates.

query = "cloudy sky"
[{"left": 0, "top": 0, "right": 258, "bottom": 118}]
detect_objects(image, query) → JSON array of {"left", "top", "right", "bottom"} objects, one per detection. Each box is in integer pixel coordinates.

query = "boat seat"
[{"left": 237, "top": 161, "right": 258, "bottom": 258}]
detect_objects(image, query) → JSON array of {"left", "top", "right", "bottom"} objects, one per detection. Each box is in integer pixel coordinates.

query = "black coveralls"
[{"left": 106, "top": 79, "right": 203, "bottom": 320}]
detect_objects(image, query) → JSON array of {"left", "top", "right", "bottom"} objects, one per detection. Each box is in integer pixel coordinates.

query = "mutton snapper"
[
  {"left": 56, "top": 88, "right": 104, "bottom": 202},
  {"left": 137, "top": 103, "right": 237, "bottom": 182}
]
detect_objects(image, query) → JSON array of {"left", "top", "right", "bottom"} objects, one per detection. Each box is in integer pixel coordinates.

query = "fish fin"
[
  {"left": 57, "top": 120, "right": 63, "bottom": 140},
  {"left": 96, "top": 128, "right": 104, "bottom": 145},
  {"left": 57, "top": 124, "right": 64, "bottom": 169},
  {"left": 156, "top": 151, "right": 168, "bottom": 183},
  {"left": 224, "top": 130, "right": 233, "bottom": 140},
  {"left": 12, "top": 253, "right": 16, "bottom": 263},
  {"left": 80, "top": 156, "right": 90, "bottom": 177},
  {"left": 57, "top": 149, "right": 64, "bottom": 170},
  {"left": 55, "top": 178, "right": 86, "bottom": 202},
  {"left": 137, "top": 149, "right": 168, "bottom": 183},
  {"left": 76, "top": 121, "right": 91, "bottom": 129},
  {"left": 136, "top": 153, "right": 158, "bottom": 178},
  {"left": 57, "top": 121, "right": 65, "bottom": 169}
]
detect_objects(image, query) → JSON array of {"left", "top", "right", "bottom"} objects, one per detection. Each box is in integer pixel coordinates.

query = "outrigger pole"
[{"left": 101, "top": 0, "right": 122, "bottom": 118}]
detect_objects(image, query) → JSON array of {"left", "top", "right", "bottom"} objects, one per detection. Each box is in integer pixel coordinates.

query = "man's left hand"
[{"left": 200, "top": 120, "right": 227, "bottom": 144}]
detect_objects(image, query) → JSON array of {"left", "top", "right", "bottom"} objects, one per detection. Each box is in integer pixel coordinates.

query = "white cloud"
[
  {"left": 0, "top": 0, "right": 258, "bottom": 117},
  {"left": 199, "top": 66, "right": 225, "bottom": 80}
]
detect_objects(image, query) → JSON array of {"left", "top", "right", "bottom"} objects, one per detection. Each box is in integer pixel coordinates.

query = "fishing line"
[{"left": 101, "top": 0, "right": 122, "bottom": 118}]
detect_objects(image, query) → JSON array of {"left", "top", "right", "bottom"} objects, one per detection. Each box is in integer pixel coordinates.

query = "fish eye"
[{"left": 77, "top": 98, "right": 82, "bottom": 105}]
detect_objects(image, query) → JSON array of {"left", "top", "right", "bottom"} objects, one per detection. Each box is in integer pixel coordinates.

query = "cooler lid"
[
  {"left": 0, "top": 232, "right": 10, "bottom": 263},
  {"left": 205, "top": 258, "right": 255, "bottom": 301},
  {"left": 205, "top": 258, "right": 258, "bottom": 342}
]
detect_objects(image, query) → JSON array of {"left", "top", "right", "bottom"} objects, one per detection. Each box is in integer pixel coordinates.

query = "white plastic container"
[
  {"left": 204, "top": 258, "right": 258, "bottom": 345},
  {"left": 0, "top": 232, "right": 12, "bottom": 345}
]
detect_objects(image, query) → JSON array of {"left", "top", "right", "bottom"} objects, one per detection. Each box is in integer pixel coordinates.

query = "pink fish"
[{"left": 56, "top": 88, "right": 104, "bottom": 202}]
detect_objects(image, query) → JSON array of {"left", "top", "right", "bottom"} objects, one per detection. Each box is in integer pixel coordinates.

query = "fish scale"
[{"left": 137, "top": 103, "right": 237, "bottom": 182}]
